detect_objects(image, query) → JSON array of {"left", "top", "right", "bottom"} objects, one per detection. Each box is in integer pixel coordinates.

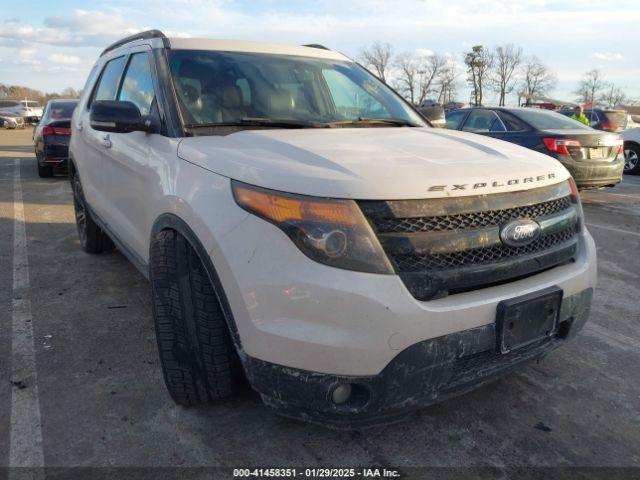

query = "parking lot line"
[
  {"left": 586, "top": 222, "right": 640, "bottom": 238},
  {"left": 9, "top": 159, "right": 45, "bottom": 472}
]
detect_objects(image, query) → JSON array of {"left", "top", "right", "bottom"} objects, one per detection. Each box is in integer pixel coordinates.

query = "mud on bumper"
[
  {"left": 561, "top": 157, "right": 625, "bottom": 188},
  {"left": 242, "top": 288, "right": 593, "bottom": 429}
]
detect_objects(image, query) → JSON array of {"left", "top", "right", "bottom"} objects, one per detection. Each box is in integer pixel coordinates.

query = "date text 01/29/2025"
[{"left": 233, "top": 467, "right": 401, "bottom": 478}]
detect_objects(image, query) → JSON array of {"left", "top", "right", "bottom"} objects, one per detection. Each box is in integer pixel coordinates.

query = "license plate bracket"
[{"left": 496, "top": 287, "right": 563, "bottom": 354}]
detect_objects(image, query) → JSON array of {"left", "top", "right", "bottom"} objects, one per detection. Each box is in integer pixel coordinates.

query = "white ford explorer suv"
[{"left": 69, "top": 30, "right": 596, "bottom": 428}]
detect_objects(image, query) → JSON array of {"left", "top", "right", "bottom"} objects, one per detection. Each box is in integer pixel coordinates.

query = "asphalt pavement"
[{"left": 1, "top": 128, "right": 639, "bottom": 479}]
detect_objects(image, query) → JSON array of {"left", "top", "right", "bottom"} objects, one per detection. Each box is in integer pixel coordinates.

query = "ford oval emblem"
[{"left": 499, "top": 219, "right": 541, "bottom": 247}]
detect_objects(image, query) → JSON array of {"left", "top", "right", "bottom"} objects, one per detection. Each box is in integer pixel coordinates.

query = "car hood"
[{"left": 177, "top": 127, "right": 570, "bottom": 199}]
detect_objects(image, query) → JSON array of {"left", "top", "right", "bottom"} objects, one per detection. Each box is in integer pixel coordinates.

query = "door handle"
[
  {"left": 101, "top": 134, "right": 112, "bottom": 149},
  {"left": 76, "top": 121, "right": 83, "bottom": 131}
]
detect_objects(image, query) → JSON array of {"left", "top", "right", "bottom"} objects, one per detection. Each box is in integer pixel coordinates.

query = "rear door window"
[
  {"left": 444, "top": 110, "right": 467, "bottom": 129},
  {"left": 91, "top": 56, "right": 127, "bottom": 105},
  {"left": 462, "top": 110, "right": 506, "bottom": 132},
  {"left": 118, "top": 52, "right": 155, "bottom": 115}
]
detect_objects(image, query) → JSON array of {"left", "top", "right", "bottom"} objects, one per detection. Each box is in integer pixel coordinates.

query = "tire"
[
  {"left": 37, "top": 155, "right": 53, "bottom": 178},
  {"left": 150, "top": 230, "right": 243, "bottom": 406},
  {"left": 624, "top": 143, "right": 640, "bottom": 175},
  {"left": 71, "top": 172, "right": 114, "bottom": 253}
]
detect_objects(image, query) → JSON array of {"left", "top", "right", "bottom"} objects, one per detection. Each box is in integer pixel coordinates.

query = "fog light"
[{"left": 331, "top": 383, "right": 352, "bottom": 405}]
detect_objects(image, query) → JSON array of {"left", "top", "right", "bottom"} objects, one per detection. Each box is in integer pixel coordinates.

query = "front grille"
[
  {"left": 392, "top": 227, "right": 576, "bottom": 271},
  {"left": 358, "top": 182, "right": 581, "bottom": 301},
  {"left": 373, "top": 196, "right": 571, "bottom": 233}
]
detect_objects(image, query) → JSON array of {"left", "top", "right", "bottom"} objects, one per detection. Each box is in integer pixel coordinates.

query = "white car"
[
  {"left": 69, "top": 30, "right": 596, "bottom": 428},
  {"left": 621, "top": 128, "right": 640, "bottom": 174},
  {"left": 0, "top": 112, "right": 25, "bottom": 129},
  {"left": 0, "top": 99, "right": 43, "bottom": 122}
]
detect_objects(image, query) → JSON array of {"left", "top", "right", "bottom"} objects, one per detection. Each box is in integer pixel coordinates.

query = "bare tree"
[
  {"left": 575, "top": 69, "right": 607, "bottom": 106},
  {"left": 394, "top": 53, "right": 419, "bottom": 104},
  {"left": 393, "top": 52, "right": 447, "bottom": 105},
  {"left": 359, "top": 42, "right": 393, "bottom": 83},
  {"left": 417, "top": 54, "right": 447, "bottom": 105},
  {"left": 492, "top": 44, "right": 522, "bottom": 106},
  {"left": 602, "top": 84, "right": 627, "bottom": 108},
  {"left": 436, "top": 59, "right": 459, "bottom": 104},
  {"left": 520, "top": 57, "right": 557, "bottom": 103},
  {"left": 464, "top": 45, "right": 493, "bottom": 106}
]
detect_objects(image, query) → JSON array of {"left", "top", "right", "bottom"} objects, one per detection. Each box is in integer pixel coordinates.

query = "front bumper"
[
  {"left": 243, "top": 288, "right": 592, "bottom": 429},
  {"left": 559, "top": 155, "right": 625, "bottom": 188}
]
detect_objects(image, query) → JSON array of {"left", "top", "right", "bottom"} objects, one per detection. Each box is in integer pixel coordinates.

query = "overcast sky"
[{"left": 0, "top": 0, "right": 638, "bottom": 104}]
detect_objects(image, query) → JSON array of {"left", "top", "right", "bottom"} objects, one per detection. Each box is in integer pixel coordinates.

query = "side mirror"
[{"left": 90, "top": 100, "right": 150, "bottom": 133}]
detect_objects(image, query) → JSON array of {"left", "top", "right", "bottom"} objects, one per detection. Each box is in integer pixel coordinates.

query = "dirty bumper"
[
  {"left": 561, "top": 157, "right": 625, "bottom": 188},
  {"left": 242, "top": 288, "right": 593, "bottom": 429}
]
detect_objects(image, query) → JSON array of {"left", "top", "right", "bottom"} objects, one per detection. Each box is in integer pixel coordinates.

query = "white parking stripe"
[
  {"left": 9, "top": 159, "right": 45, "bottom": 472},
  {"left": 586, "top": 222, "right": 640, "bottom": 238}
]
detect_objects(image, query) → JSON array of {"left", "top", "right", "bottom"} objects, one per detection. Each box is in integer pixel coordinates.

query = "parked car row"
[{"left": 443, "top": 106, "right": 626, "bottom": 188}]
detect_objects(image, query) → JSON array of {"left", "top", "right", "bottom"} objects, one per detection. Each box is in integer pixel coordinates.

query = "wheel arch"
[
  {"left": 150, "top": 213, "right": 243, "bottom": 349},
  {"left": 624, "top": 140, "right": 640, "bottom": 149}
]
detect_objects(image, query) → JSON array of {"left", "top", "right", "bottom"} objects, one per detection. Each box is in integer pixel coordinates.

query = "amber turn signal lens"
[{"left": 233, "top": 184, "right": 358, "bottom": 226}]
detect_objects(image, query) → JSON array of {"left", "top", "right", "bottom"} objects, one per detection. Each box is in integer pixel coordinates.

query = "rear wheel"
[
  {"left": 624, "top": 144, "right": 640, "bottom": 175},
  {"left": 150, "top": 230, "right": 243, "bottom": 406},
  {"left": 36, "top": 154, "right": 53, "bottom": 178},
  {"left": 71, "top": 172, "right": 114, "bottom": 253}
]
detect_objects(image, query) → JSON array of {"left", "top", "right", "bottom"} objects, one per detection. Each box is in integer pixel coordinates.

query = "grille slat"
[{"left": 373, "top": 196, "right": 572, "bottom": 234}]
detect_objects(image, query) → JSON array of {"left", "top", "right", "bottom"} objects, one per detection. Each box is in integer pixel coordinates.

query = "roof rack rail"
[
  {"left": 303, "top": 44, "right": 331, "bottom": 51},
  {"left": 100, "top": 29, "right": 168, "bottom": 57}
]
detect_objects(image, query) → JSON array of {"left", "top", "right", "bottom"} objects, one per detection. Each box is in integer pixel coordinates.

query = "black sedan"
[
  {"left": 33, "top": 99, "right": 78, "bottom": 178},
  {"left": 444, "top": 107, "right": 625, "bottom": 189}
]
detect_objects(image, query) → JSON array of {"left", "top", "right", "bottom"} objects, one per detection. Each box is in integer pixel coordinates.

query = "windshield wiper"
[
  {"left": 184, "top": 117, "right": 330, "bottom": 129},
  {"left": 327, "top": 117, "right": 420, "bottom": 127}
]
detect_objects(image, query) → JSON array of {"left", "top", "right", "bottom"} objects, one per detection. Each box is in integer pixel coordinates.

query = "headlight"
[{"left": 232, "top": 180, "right": 394, "bottom": 274}]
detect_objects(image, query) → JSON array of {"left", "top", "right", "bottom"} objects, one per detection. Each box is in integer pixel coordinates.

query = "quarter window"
[{"left": 118, "top": 52, "right": 155, "bottom": 115}]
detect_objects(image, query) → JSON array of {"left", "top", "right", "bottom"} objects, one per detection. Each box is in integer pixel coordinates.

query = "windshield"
[
  {"left": 167, "top": 50, "right": 425, "bottom": 129},
  {"left": 516, "top": 109, "right": 592, "bottom": 131},
  {"left": 23, "top": 101, "right": 41, "bottom": 108},
  {"left": 48, "top": 101, "right": 77, "bottom": 120}
]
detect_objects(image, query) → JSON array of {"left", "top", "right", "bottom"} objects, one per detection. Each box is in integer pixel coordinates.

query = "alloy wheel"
[
  {"left": 72, "top": 175, "right": 88, "bottom": 246},
  {"left": 624, "top": 149, "right": 639, "bottom": 172}
]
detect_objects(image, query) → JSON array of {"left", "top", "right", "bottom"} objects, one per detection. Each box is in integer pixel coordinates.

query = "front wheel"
[
  {"left": 71, "top": 172, "right": 114, "bottom": 253},
  {"left": 623, "top": 144, "right": 640, "bottom": 175},
  {"left": 150, "top": 230, "right": 244, "bottom": 406}
]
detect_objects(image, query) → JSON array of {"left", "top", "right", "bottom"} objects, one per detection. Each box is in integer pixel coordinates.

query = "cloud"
[
  {"left": 17, "top": 47, "right": 40, "bottom": 66},
  {"left": 50, "top": 53, "right": 81, "bottom": 65},
  {"left": 415, "top": 48, "right": 434, "bottom": 57},
  {"left": 0, "top": 10, "right": 141, "bottom": 47},
  {"left": 593, "top": 52, "right": 623, "bottom": 61}
]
